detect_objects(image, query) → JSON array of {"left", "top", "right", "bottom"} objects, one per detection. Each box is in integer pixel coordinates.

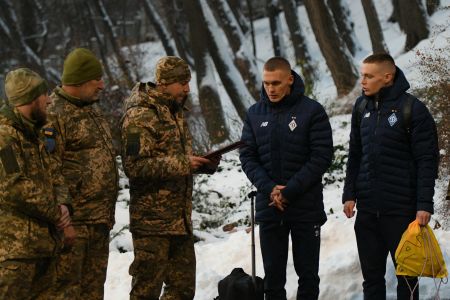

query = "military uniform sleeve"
[
  {"left": 45, "top": 115, "right": 73, "bottom": 213},
  {"left": 122, "top": 107, "right": 191, "bottom": 181},
  {"left": 0, "top": 127, "right": 61, "bottom": 224}
]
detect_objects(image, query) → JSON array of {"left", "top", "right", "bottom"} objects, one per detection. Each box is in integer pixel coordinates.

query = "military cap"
[
  {"left": 62, "top": 48, "right": 103, "bottom": 85},
  {"left": 5, "top": 68, "right": 48, "bottom": 107},
  {"left": 155, "top": 56, "right": 191, "bottom": 85}
]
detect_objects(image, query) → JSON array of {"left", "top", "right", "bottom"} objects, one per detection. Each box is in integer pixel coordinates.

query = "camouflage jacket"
[
  {"left": 121, "top": 82, "right": 194, "bottom": 236},
  {"left": 0, "top": 105, "right": 69, "bottom": 262},
  {"left": 47, "top": 87, "right": 118, "bottom": 228}
]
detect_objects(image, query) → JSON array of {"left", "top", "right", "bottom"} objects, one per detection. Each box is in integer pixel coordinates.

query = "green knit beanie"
[
  {"left": 5, "top": 68, "right": 48, "bottom": 107},
  {"left": 61, "top": 48, "right": 103, "bottom": 85}
]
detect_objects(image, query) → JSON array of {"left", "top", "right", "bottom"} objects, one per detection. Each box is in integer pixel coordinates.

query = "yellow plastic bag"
[{"left": 395, "top": 220, "right": 448, "bottom": 278}]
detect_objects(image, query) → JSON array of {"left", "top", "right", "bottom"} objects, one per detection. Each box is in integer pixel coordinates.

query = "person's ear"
[
  {"left": 384, "top": 72, "right": 393, "bottom": 84},
  {"left": 288, "top": 74, "right": 294, "bottom": 85}
]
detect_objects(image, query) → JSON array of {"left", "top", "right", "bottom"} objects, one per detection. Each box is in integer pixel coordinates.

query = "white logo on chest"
[
  {"left": 388, "top": 113, "right": 398, "bottom": 127},
  {"left": 289, "top": 119, "right": 297, "bottom": 131},
  {"left": 260, "top": 121, "right": 268, "bottom": 127},
  {"left": 364, "top": 112, "right": 370, "bottom": 118}
]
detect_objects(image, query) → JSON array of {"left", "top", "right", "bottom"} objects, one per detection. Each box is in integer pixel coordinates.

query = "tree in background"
[
  {"left": 185, "top": 0, "right": 229, "bottom": 146},
  {"left": 389, "top": 0, "right": 429, "bottom": 51},
  {"left": 303, "top": 0, "right": 358, "bottom": 96},
  {"left": 327, "top": 0, "right": 358, "bottom": 56},
  {"left": 280, "top": 0, "right": 316, "bottom": 94},
  {"left": 361, "top": 0, "right": 388, "bottom": 53},
  {"left": 266, "top": 0, "right": 286, "bottom": 57}
]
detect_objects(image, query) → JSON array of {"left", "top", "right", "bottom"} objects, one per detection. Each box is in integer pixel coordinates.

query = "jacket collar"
[
  {"left": 363, "top": 66, "right": 410, "bottom": 105},
  {"left": 54, "top": 86, "right": 98, "bottom": 107},
  {"left": 0, "top": 104, "right": 40, "bottom": 141}
]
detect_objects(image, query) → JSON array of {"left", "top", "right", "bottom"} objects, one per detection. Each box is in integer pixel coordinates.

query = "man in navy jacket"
[
  {"left": 342, "top": 53, "right": 439, "bottom": 300},
  {"left": 240, "top": 57, "right": 333, "bottom": 300}
]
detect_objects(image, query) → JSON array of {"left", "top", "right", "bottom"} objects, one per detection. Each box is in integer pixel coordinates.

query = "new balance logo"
[{"left": 260, "top": 121, "right": 268, "bottom": 127}]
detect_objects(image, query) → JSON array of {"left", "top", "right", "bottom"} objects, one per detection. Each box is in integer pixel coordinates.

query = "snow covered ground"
[{"left": 104, "top": 1, "right": 450, "bottom": 299}]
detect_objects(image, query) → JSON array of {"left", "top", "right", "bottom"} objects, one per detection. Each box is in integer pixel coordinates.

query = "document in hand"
[{"left": 202, "top": 141, "right": 246, "bottom": 159}]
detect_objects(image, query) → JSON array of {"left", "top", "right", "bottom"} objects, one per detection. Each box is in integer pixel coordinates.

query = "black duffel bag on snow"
[{"left": 215, "top": 191, "right": 264, "bottom": 300}]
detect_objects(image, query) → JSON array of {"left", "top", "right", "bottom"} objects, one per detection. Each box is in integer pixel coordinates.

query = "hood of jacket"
[
  {"left": 363, "top": 66, "right": 410, "bottom": 103},
  {"left": 260, "top": 70, "right": 305, "bottom": 109}
]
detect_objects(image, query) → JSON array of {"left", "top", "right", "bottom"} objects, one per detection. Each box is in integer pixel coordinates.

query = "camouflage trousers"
[
  {"left": 0, "top": 257, "right": 56, "bottom": 300},
  {"left": 129, "top": 234, "right": 196, "bottom": 300},
  {"left": 45, "top": 223, "right": 110, "bottom": 300}
]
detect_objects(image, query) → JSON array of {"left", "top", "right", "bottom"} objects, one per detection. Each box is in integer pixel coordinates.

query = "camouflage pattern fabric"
[
  {"left": 0, "top": 258, "right": 57, "bottom": 300},
  {"left": 121, "top": 82, "right": 194, "bottom": 236},
  {"left": 47, "top": 86, "right": 118, "bottom": 299},
  {"left": 0, "top": 104, "right": 65, "bottom": 298},
  {"left": 48, "top": 86, "right": 118, "bottom": 227},
  {"left": 43, "top": 224, "right": 110, "bottom": 300},
  {"left": 129, "top": 234, "right": 196, "bottom": 300},
  {"left": 0, "top": 104, "right": 63, "bottom": 262},
  {"left": 155, "top": 56, "right": 191, "bottom": 86}
]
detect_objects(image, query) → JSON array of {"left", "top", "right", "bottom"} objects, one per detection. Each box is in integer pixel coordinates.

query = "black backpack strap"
[
  {"left": 402, "top": 94, "right": 414, "bottom": 134},
  {"left": 356, "top": 98, "right": 368, "bottom": 129}
]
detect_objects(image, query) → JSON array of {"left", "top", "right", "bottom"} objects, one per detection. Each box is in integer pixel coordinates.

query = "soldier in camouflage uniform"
[
  {"left": 122, "top": 56, "right": 220, "bottom": 300},
  {"left": 46, "top": 48, "right": 119, "bottom": 299},
  {"left": 0, "top": 68, "right": 74, "bottom": 299}
]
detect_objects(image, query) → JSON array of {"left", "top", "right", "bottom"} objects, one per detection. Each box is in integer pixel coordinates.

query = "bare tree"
[
  {"left": 162, "top": 0, "right": 193, "bottom": 66},
  {"left": 209, "top": 0, "right": 261, "bottom": 99},
  {"left": 200, "top": 0, "right": 255, "bottom": 120},
  {"left": 141, "top": 0, "right": 178, "bottom": 56},
  {"left": 266, "top": 0, "right": 286, "bottom": 57},
  {"left": 303, "top": 0, "right": 358, "bottom": 96},
  {"left": 91, "top": 0, "right": 134, "bottom": 87},
  {"left": 185, "top": 0, "right": 229, "bottom": 145},
  {"left": 389, "top": 0, "right": 429, "bottom": 50},
  {"left": 426, "top": 0, "right": 440, "bottom": 15},
  {"left": 361, "top": 0, "right": 388, "bottom": 53},
  {"left": 327, "top": 0, "right": 357, "bottom": 56},
  {"left": 280, "top": 0, "right": 316, "bottom": 93}
]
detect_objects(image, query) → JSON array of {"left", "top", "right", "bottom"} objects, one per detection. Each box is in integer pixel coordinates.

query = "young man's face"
[
  {"left": 360, "top": 63, "right": 393, "bottom": 96},
  {"left": 263, "top": 69, "right": 294, "bottom": 102},
  {"left": 164, "top": 79, "right": 191, "bottom": 104}
]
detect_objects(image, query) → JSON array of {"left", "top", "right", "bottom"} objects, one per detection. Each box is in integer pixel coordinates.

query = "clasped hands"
[{"left": 269, "top": 185, "right": 289, "bottom": 211}]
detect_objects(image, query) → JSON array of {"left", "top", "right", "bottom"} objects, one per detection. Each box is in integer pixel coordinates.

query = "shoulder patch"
[
  {"left": 0, "top": 145, "right": 20, "bottom": 174},
  {"left": 126, "top": 132, "right": 140, "bottom": 157},
  {"left": 43, "top": 127, "right": 57, "bottom": 153}
]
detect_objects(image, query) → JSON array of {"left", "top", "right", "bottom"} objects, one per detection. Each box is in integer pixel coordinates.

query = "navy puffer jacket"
[
  {"left": 342, "top": 67, "right": 438, "bottom": 216},
  {"left": 240, "top": 71, "right": 333, "bottom": 224}
]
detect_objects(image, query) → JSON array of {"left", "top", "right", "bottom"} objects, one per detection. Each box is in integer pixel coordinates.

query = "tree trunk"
[
  {"left": 280, "top": 0, "right": 316, "bottom": 94},
  {"left": 92, "top": 0, "right": 134, "bottom": 88},
  {"left": 200, "top": 0, "right": 255, "bottom": 120},
  {"left": 393, "top": 0, "right": 429, "bottom": 51},
  {"left": 426, "top": 0, "right": 440, "bottom": 15},
  {"left": 388, "top": 0, "right": 400, "bottom": 23},
  {"left": 185, "top": 0, "right": 229, "bottom": 145},
  {"left": 141, "top": 0, "right": 178, "bottom": 57},
  {"left": 303, "top": 0, "right": 358, "bottom": 96},
  {"left": 162, "top": 0, "right": 193, "bottom": 66},
  {"left": 266, "top": 0, "right": 286, "bottom": 57},
  {"left": 245, "top": 0, "right": 257, "bottom": 57},
  {"left": 209, "top": 0, "right": 260, "bottom": 100},
  {"left": 85, "top": 0, "right": 115, "bottom": 85},
  {"left": 227, "top": 0, "right": 250, "bottom": 33},
  {"left": 327, "top": 0, "right": 357, "bottom": 56},
  {"left": 361, "top": 0, "right": 388, "bottom": 53}
]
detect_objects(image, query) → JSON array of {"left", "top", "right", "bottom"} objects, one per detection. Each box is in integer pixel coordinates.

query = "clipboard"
[{"left": 202, "top": 141, "right": 246, "bottom": 159}]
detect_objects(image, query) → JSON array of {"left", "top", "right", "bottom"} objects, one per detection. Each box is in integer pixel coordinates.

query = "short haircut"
[
  {"left": 264, "top": 57, "right": 291, "bottom": 72},
  {"left": 363, "top": 53, "right": 395, "bottom": 66}
]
